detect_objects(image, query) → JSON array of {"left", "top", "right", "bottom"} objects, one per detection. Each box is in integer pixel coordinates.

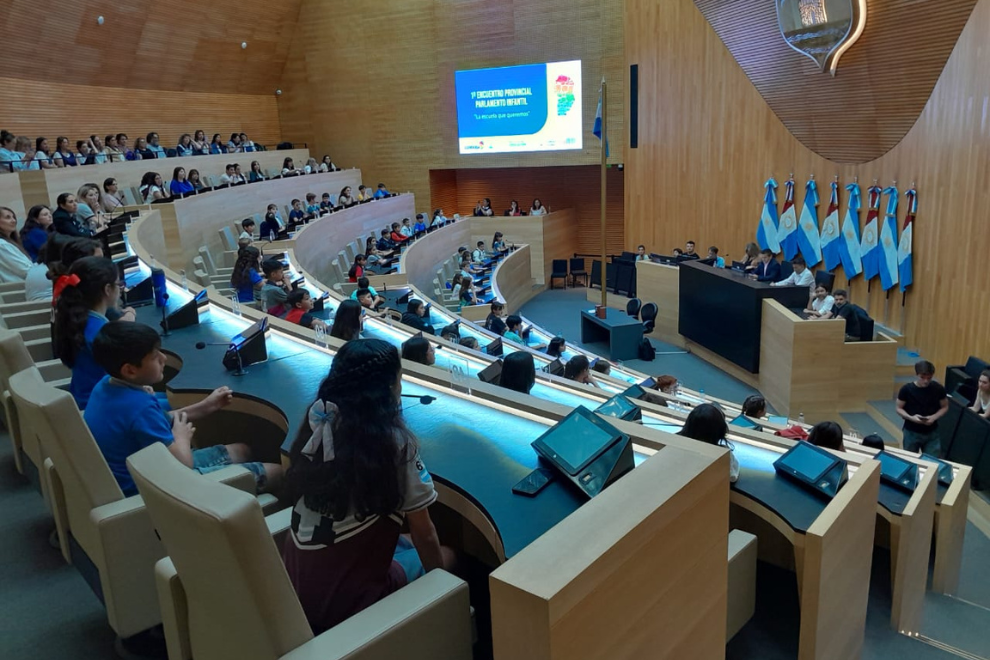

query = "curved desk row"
[
  {"left": 121, "top": 223, "right": 734, "bottom": 659},
  {"left": 15, "top": 148, "right": 311, "bottom": 209}
]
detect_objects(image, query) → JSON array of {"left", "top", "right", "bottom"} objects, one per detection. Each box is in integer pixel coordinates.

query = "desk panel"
[
  {"left": 0, "top": 172, "right": 25, "bottom": 219},
  {"left": 18, "top": 149, "right": 311, "bottom": 209},
  {"left": 491, "top": 245, "right": 537, "bottom": 314},
  {"left": 634, "top": 260, "right": 683, "bottom": 348}
]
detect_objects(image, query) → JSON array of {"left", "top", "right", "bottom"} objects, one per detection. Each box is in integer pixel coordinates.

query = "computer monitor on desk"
[{"left": 650, "top": 254, "right": 679, "bottom": 266}]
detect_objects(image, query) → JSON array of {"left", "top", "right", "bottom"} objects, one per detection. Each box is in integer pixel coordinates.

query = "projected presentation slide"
[{"left": 455, "top": 60, "right": 582, "bottom": 155}]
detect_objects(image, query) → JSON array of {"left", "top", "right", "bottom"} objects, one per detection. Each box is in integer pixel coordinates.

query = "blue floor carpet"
[{"left": 519, "top": 288, "right": 762, "bottom": 403}]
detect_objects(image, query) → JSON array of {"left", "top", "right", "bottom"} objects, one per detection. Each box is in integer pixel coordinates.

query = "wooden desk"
[
  {"left": 758, "top": 300, "right": 897, "bottom": 421},
  {"left": 634, "top": 260, "right": 684, "bottom": 348},
  {"left": 468, "top": 210, "right": 578, "bottom": 286},
  {"left": 16, "top": 149, "right": 310, "bottom": 209}
]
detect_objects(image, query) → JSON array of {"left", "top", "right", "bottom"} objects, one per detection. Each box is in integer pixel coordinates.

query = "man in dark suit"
[{"left": 752, "top": 249, "right": 781, "bottom": 282}]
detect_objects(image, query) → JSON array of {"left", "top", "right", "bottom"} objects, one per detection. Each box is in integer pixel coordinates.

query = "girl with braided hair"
[{"left": 282, "top": 338, "right": 454, "bottom": 632}]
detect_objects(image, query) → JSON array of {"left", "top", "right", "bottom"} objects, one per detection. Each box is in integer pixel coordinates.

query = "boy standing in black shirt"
[{"left": 896, "top": 360, "right": 948, "bottom": 456}]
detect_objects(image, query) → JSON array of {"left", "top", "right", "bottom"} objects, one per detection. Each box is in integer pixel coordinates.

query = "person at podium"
[
  {"left": 771, "top": 255, "right": 813, "bottom": 290},
  {"left": 751, "top": 249, "right": 781, "bottom": 282}
]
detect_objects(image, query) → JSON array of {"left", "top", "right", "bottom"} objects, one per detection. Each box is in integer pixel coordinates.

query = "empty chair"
[
  {"left": 569, "top": 258, "right": 588, "bottom": 287},
  {"left": 550, "top": 259, "right": 568, "bottom": 289},
  {"left": 218, "top": 226, "right": 238, "bottom": 251},
  {"left": 344, "top": 240, "right": 358, "bottom": 264},
  {"left": 778, "top": 260, "right": 794, "bottom": 282},
  {"left": 626, "top": 297, "right": 642, "bottom": 319},
  {"left": 814, "top": 270, "right": 836, "bottom": 292},
  {"left": 641, "top": 302, "right": 658, "bottom": 334},
  {"left": 127, "top": 442, "right": 473, "bottom": 660},
  {"left": 590, "top": 260, "right": 603, "bottom": 289}
]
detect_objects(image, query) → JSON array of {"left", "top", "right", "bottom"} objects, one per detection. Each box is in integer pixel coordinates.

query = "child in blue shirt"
[
  {"left": 230, "top": 245, "right": 263, "bottom": 303},
  {"left": 413, "top": 214, "right": 427, "bottom": 234},
  {"left": 305, "top": 193, "right": 320, "bottom": 217},
  {"left": 288, "top": 199, "right": 307, "bottom": 226},
  {"left": 54, "top": 256, "right": 137, "bottom": 408},
  {"left": 85, "top": 322, "right": 282, "bottom": 496}
]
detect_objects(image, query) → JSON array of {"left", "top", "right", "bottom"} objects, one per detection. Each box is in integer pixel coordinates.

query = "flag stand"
[{"left": 599, "top": 77, "right": 608, "bottom": 310}]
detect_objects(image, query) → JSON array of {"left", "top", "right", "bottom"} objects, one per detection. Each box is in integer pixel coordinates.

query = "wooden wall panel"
[
  {"left": 430, "top": 166, "right": 626, "bottom": 257},
  {"left": 625, "top": 0, "right": 990, "bottom": 372},
  {"left": 278, "top": 0, "right": 625, "bottom": 211},
  {"left": 0, "top": 174, "right": 26, "bottom": 221},
  {"left": 694, "top": 0, "right": 979, "bottom": 163},
  {"left": 0, "top": 0, "right": 301, "bottom": 95},
  {"left": 0, "top": 76, "right": 282, "bottom": 151}
]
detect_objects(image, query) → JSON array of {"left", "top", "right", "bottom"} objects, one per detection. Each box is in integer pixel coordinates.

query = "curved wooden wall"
[
  {"left": 625, "top": 0, "right": 990, "bottom": 371},
  {"left": 694, "top": 0, "right": 979, "bottom": 163}
]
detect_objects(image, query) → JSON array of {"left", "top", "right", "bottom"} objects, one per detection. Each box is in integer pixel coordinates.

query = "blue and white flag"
[
  {"left": 899, "top": 188, "right": 916, "bottom": 292},
  {"left": 820, "top": 180, "right": 842, "bottom": 271},
  {"left": 838, "top": 183, "right": 863, "bottom": 279},
  {"left": 797, "top": 177, "right": 823, "bottom": 267},
  {"left": 758, "top": 178, "right": 781, "bottom": 253},
  {"left": 861, "top": 186, "right": 883, "bottom": 282},
  {"left": 593, "top": 82, "right": 609, "bottom": 158},
  {"left": 777, "top": 178, "right": 799, "bottom": 260},
  {"left": 879, "top": 186, "right": 899, "bottom": 291}
]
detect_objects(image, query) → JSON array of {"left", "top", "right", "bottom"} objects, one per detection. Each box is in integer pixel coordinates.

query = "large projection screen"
[{"left": 455, "top": 60, "right": 583, "bottom": 155}]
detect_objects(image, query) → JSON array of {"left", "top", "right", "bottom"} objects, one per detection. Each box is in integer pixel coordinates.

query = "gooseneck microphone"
[
  {"left": 195, "top": 341, "right": 229, "bottom": 349},
  {"left": 400, "top": 394, "right": 436, "bottom": 405},
  {"left": 196, "top": 340, "right": 247, "bottom": 376}
]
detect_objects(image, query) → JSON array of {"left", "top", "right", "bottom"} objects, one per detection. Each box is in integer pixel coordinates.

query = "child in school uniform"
[
  {"left": 284, "top": 289, "right": 328, "bottom": 330},
  {"left": 260, "top": 259, "right": 291, "bottom": 314},
  {"left": 85, "top": 322, "right": 282, "bottom": 496}
]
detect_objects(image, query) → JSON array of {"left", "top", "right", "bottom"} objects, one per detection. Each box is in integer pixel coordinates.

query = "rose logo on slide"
[{"left": 556, "top": 75, "right": 576, "bottom": 116}]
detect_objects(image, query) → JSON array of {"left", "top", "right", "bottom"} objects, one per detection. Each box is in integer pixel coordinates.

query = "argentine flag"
[
  {"left": 820, "top": 180, "right": 841, "bottom": 271},
  {"left": 758, "top": 178, "right": 781, "bottom": 253},
  {"left": 861, "top": 186, "right": 882, "bottom": 282},
  {"left": 838, "top": 183, "right": 863, "bottom": 279},
  {"left": 899, "top": 189, "right": 916, "bottom": 292},
  {"left": 777, "top": 179, "right": 799, "bottom": 260},
  {"left": 593, "top": 83, "right": 609, "bottom": 158},
  {"left": 879, "top": 186, "right": 899, "bottom": 291},
  {"left": 797, "top": 178, "right": 823, "bottom": 267}
]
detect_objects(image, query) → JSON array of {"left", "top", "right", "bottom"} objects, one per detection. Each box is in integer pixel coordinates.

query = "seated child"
[
  {"left": 85, "top": 322, "right": 282, "bottom": 496},
  {"left": 260, "top": 259, "right": 291, "bottom": 314},
  {"left": 284, "top": 289, "right": 328, "bottom": 330},
  {"left": 305, "top": 193, "right": 320, "bottom": 217}
]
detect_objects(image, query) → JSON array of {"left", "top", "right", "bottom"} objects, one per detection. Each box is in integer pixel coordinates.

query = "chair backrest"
[
  {"left": 0, "top": 328, "right": 35, "bottom": 394},
  {"left": 815, "top": 270, "right": 836, "bottom": 291},
  {"left": 218, "top": 226, "right": 238, "bottom": 252},
  {"left": 779, "top": 260, "right": 794, "bottom": 281},
  {"left": 344, "top": 241, "right": 358, "bottom": 264},
  {"left": 198, "top": 246, "right": 218, "bottom": 275},
  {"left": 626, "top": 298, "right": 642, "bottom": 318},
  {"left": 591, "top": 260, "right": 603, "bottom": 286},
  {"left": 128, "top": 444, "right": 313, "bottom": 659},
  {"left": 569, "top": 258, "right": 586, "bottom": 273},
  {"left": 859, "top": 316, "right": 875, "bottom": 342},
  {"left": 551, "top": 259, "right": 568, "bottom": 275},
  {"left": 332, "top": 258, "right": 347, "bottom": 284},
  {"left": 8, "top": 367, "right": 124, "bottom": 557},
  {"left": 640, "top": 302, "right": 659, "bottom": 323},
  {"left": 964, "top": 356, "right": 990, "bottom": 379},
  {"left": 121, "top": 187, "right": 140, "bottom": 206}
]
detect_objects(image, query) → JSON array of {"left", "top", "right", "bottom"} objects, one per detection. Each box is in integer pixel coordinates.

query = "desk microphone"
[
  {"left": 197, "top": 340, "right": 248, "bottom": 376},
  {"left": 195, "top": 341, "right": 230, "bottom": 349},
  {"left": 400, "top": 394, "right": 436, "bottom": 405}
]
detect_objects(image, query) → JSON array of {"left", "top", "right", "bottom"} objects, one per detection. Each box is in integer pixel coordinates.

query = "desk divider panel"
[
  {"left": 0, "top": 171, "right": 26, "bottom": 219},
  {"left": 469, "top": 210, "right": 577, "bottom": 286},
  {"left": 634, "top": 260, "right": 684, "bottom": 348},
  {"left": 490, "top": 446, "right": 730, "bottom": 660},
  {"left": 17, "top": 149, "right": 311, "bottom": 209},
  {"left": 799, "top": 462, "right": 880, "bottom": 660},
  {"left": 492, "top": 245, "right": 536, "bottom": 314},
  {"left": 887, "top": 467, "right": 937, "bottom": 633}
]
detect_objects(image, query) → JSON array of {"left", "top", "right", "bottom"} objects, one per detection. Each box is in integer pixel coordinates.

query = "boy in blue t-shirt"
[{"left": 84, "top": 322, "right": 282, "bottom": 496}]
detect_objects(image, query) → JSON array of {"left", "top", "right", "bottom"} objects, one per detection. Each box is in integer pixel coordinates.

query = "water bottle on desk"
[
  {"left": 230, "top": 294, "right": 241, "bottom": 317},
  {"left": 179, "top": 269, "right": 188, "bottom": 291},
  {"left": 799, "top": 412, "right": 805, "bottom": 425},
  {"left": 314, "top": 322, "right": 327, "bottom": 348}
]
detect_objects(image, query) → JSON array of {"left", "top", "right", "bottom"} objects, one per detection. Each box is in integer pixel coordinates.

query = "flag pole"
[{"left": 600, "top": 77, "right": 608, "bottom": 310}]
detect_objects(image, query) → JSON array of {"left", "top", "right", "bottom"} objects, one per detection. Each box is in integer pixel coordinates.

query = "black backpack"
[{"left": 637, "top": 338, "right": 656, "bottom": 361}]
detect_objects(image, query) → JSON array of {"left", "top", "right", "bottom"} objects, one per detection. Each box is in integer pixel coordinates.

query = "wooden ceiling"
[
  {"left": 0, "top": 0, "right": 302, "bottom": 95},
  {"left": 694, "top": 0, "right": 979, "bottom": 163}
]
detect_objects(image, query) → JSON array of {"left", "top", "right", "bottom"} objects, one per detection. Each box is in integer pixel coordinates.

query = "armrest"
[
  {"left": 200, "top": 464, "right": 257, "bottom": 494},
  {"left": 155, "top": 558, "right": 192, "bottom": 660},
  {"left": 281, "top": 570, "right": 472, "bottom": 660},
  {"left": 90, "top": 495, "right": 168, "bottom": 637}
]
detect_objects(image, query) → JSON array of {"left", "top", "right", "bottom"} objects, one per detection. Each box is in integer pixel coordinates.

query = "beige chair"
[
  {"left": 0, "top": 328, "right": 69, "bottom": 476},
  {"left": 129, "top": 443, "right": 474, "bottom": 660},
  {"left": 8, "top": 367, "right": 268, "bottom": 642}
]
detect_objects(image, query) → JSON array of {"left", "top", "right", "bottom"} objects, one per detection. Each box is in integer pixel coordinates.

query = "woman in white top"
[
  {"left": 139, "top": 171, "right": 166, "bottom": 202},
  {"left": 33, "top": 137, "right": 57, "bottom": 169},
  {"left": 320, "top": 155, "right": 338, "bottom": 172},
  {"left": 530, "top": 198, "right": 547, "bottom": 216},
  {"left": 971, "top": 371, "right": 990, "bottom": 419},
  {"left": 0, "top": 207, "right": 34, "bottom": 283},
  {"left": 806, "top": 284, "right": 835, "bottom": 318}
]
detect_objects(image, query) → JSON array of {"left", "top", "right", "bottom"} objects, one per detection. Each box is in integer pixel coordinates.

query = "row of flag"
[{"left": 758, "top": 176, "right": 914, "bottom": 293}]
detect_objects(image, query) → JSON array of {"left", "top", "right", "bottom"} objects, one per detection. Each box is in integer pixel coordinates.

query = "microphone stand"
[
  {"left": 232, "top": 346, "right": 248, "bottom": 377},
  {"left": 160, "top": 293, "right": 170, "bottom": 336}
]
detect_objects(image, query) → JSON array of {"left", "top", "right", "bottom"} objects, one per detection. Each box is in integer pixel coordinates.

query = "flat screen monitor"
[
  {"left": 485, "top": 337, "right": 503, "bottom": 357},
  {"left": 875, "top": 451, "right": 918, "bottom": 491},
  {"left": 455, "top": 60, "right": 583, "bottom": 155},
  {"left": 477, "top": 359, "right": 503, "bottom": 385},
  {"left": 594, "top": 394, "right": 642, "bottom": 422},
  {"left": 773, "top": 442, "right": 848, "bottom": 499},
  {"left": 768, "top": 415, "right": 789, "bottom": 425},
  {"left": 533, "top": 407, "right": 625, "bottom": 476},
  {"left": 621, "top": 384, "right": 647, "bottom": 401},
  {"left": 729, "top": 414, "right": 759, "bottom": 429},
  {"left": 921, "top": 453, "right": 954, "bottom": 485},
  {"left": 638, "top": 377, "right": 656, "bottom": 389},
  {"left": 543, "top": 358, "right": 564, "bottom": 376}
]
